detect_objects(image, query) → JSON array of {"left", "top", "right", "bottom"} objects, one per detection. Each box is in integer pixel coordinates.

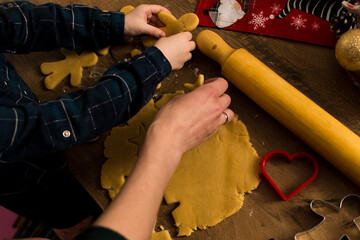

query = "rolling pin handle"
[{"left": 196, "top": 30, "right": 236, "bottom": 67}]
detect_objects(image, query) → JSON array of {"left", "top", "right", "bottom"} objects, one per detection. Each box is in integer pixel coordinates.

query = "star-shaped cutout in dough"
[{"left": 128, "top": 124, "right": 147, "bottom": 157}]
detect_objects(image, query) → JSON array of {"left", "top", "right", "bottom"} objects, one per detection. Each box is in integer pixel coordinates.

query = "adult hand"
[
  {"left": 155, "top": 32, "right": 196, "bottom": 70},
  {"left": 124, "top": 4, "right": 170, "bottom": 38},
  {"left": 92, "top": 79, "right": 233, "bottom": 240},
  {"left": 149, "top": 77, "right": 234, "bottom": 157}
]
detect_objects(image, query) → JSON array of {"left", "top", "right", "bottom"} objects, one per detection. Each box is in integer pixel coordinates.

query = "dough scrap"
[
  {"left": 97, "top": 46, "right": 110, "bottom": 56},
  {"left": 120, "top": 5, "right": 134, "bottom": 14},
  {"left": 151, "top": 229, "right": 171, "bottom": 240},
  {"left": 184, "top": 74, "right": 204, "bottom": 90},
  {"left": 101, "top": 91, "right": 261, "bottom": 237},
  {"left": 41, "top": 48, "right": 98, "bottom": 90},
  {"left": 130, "top": 49, "right": 142, "bottom": 57},
  {"left": 142, "top": 11, "right": 199, "bottom": 47}
]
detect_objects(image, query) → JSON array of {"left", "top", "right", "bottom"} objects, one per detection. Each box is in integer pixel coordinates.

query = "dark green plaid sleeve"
[
  {"left": 76, "top": 226, "right": 127, "bottom": 240},
  {"left": 0, "top": 1, "right": 124, "bottom": 53},
  {"left": 0, "top": 46, "right": 171, "bottom": 162},
  {"left": 0, "top": 1, "right": 172, "bottom": 162}
]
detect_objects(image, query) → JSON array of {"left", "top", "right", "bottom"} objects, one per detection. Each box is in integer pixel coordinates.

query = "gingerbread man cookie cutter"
[{"left": 295, "top": 194, "right": 360, "bottom": 240}]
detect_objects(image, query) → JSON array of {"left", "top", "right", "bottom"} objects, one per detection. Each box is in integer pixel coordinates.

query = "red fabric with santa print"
[{"left": 195, "top": 0, "right": 340, "bottom": 47}]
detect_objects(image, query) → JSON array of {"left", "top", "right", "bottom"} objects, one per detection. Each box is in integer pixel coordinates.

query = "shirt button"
[
  {"left": 4, "top": 81, "right": 8, "bottom": 86},
  {"left": 62, "top": 130, "right": 71, "bottom": 138},
  {"left": 24, "top": 90, "right": 28, "bottom": 95}
]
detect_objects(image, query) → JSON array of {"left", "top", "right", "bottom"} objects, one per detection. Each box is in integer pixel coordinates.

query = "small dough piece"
[
  {"left": 184, "top": 74, "right": 204, "bottom": 90},
  {"left": 130, "top": 49, "right": 142, "bottom": 57},
  {"left": 41, "top": 48, "right": 98, "bottom": 90},
  {"left": 151, "top": 229, "right": 171, "bottom": 240},
  {"left": 101, "top": 90, "right": 261, "bottom": 237},
  {"left": 120, "top": 5, "right": 134, "bottom": 14},
  {"left": 97, "top": 47, "right": 110, "bottom": 56},
  {"left": 88, "top": 136, "right": 100, "bottom": 143},
  {"left": 142, "top": 11, "right": 199, "bottom": 47}
]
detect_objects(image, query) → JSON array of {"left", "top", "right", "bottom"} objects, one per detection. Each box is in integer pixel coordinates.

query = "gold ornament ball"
[{"left": 335, "top": 29, "right": 360, "bottom": 71}]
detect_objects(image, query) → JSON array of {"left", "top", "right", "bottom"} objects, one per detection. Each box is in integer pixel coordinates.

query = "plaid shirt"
[{"left": 0, "top": 1, "right": 172, "bottom": 163}]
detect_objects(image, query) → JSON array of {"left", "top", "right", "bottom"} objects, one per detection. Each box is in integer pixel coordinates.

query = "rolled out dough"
[{"left": 101, "top": 91, "right": 261, "bottom": 237}]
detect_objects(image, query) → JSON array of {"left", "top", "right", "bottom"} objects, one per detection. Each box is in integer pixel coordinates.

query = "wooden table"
[{"left": 6, "top": 0, "right": 360, "bottom": 239}]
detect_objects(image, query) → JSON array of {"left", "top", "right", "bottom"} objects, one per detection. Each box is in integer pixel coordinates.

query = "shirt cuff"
[
  {"left": 109, "top": 11, "right": 125, "bottom": 45},
  {"left": 143, "top": 46, "right": 172, "bottom": 84}
]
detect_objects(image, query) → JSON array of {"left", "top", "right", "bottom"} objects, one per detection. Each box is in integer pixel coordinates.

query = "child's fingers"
[
  {"left": 149, "top": 15, "right": 166, "bottom": 28},
  {"left": 144, "top": 25, "right": 166, "bottom": 38},
  {"left": 146, "top": 4, "right": 171, "bottom": 15}
]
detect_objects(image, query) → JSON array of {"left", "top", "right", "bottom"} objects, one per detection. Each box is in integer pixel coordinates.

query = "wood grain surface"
[{"left": 4, "top": 0, "right": 360, "bottom": 239}]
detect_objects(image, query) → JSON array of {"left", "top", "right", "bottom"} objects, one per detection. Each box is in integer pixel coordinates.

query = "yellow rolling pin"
[{"left": 196, "top": 30, "right": 360, "bottom": 186}]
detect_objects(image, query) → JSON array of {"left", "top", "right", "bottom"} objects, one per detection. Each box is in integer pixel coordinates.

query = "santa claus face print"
[{"left": 208, "top": 0, "right": 246, "bottom": 28}]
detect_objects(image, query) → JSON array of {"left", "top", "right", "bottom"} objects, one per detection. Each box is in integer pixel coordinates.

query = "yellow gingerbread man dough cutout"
[
  {"left": 41, "top": 48, "right": 98, "bottom": 90},
  {"left": 41, "top": 6, "right": 135, "bottom": 90},
  {"left": 142, "top": 11, "right": 199, "bottom": 47},
  {"left": 101, "top": 90, "right": 261, "bottom": 237},
  {"left": 97, "top": 47, "right": 110, "bottom": 56}
]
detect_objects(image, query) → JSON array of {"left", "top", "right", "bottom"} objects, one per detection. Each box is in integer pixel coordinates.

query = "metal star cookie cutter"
[{"left": 295, "top": 194, "right": 360, "bottom": 240}]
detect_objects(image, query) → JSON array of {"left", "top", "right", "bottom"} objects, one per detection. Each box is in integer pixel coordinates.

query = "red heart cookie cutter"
[{"left": 261, "top": 150, "right": 319, "bottom": 201}]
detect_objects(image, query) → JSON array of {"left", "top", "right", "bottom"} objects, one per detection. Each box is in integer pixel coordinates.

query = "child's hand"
[
  {"left": 124, "top": 4, "right": 170, "bottom": 38},
  {"left": 155, "top": 32, "right": 196, "bottom": 70}
]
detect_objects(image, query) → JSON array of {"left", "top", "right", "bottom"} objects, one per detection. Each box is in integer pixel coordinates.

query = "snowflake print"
[
  {"left": 270, "top": 3, "right": 282, "bottom": 14},
  {"left": 249, "top": 11, "right": 269, "bottom": 30},
  {"left": 311, "top": 22, "right": 320, "bottom": 31},
  {"left": 290, "top": 14, "right": 307, "bottom": 30}
]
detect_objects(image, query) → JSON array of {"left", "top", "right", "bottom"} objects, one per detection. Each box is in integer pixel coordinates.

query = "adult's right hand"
[
  {"left": 149, "top": 77, "right": 234, "bottom": 157},
  {"left": 91, "top": 78, "right": 233, "bottom": 240},
  {"left": 155, "top": 32, "right": 196, "bottom": 70}
]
